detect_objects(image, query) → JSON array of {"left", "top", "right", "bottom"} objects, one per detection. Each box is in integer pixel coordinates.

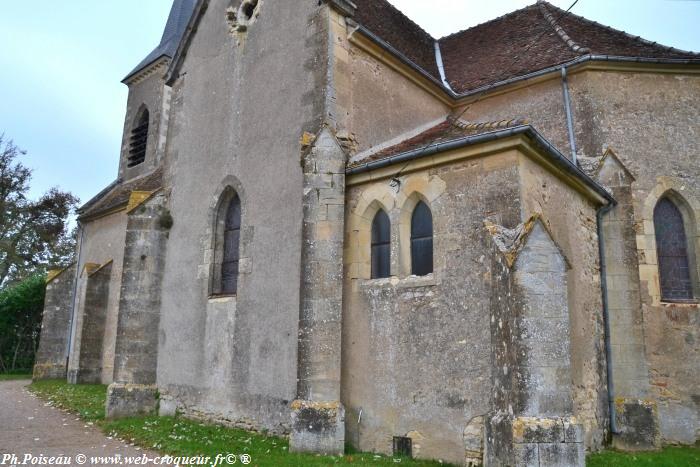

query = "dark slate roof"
[
  {"left": 123, "top": 0, "right": 197, "bottom": 82},
  {"left": 353, "top": 0, "right": 699, "bottom": 94},
  {"left": 78, "top": 169, "right": 163, "bottom": 220},
  {"left": 348, "top": 118, "right": 527, "bottom": 168}
]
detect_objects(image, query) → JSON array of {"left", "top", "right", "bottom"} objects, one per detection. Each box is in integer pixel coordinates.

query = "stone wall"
[
  {"left": 571, "top": 71, "right": 700, "bottom": 445},
  {"left": 33, "top": 264, "right": 76, "bottom": 380},
  {"left": 118, "top": 71, "right": 170, "bottom": 181},
  {"left": 335, "top": 13, "right": 449, "bottom": 157},
  {"left": 485, "top": 218, "right": 584, "bottom": 467},
  {"left": 343, "top": 137, "right": 605, "bottom": 464},
  {"left": 447, "top": 68, "right": 699, "bottom": 447},
  {"left": 518, "top": 155, "right": 608, "bottom": 449},
  {"left": 343, "top": 150, "right": 522, "bottom": 465},
  {"left": 107, "top": 192, "right": 169, "bottom": 418},
  {"left": 69, "top": 262, "right": 112, "bottom": 384},
  {"left": 291, "top": 128, "right": 347, "bottom": 454},
  {"left": 67, "top": 211, "right": 127, "bottom": 385},
  {"left": 155, "top": 0, "right": 331, "bottom": 433}
]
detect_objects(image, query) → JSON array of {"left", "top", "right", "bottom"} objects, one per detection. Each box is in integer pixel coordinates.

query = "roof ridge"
[
  {"left": 452, "top": 117, "right": 528, "bottom": 131},
  {"left": 543, "top": 0, "right": 699, "bottom": 55},
  {"left": 438, "top": 3, "right": 540, "bottom": 41},
  {"left": 537, "top": 1, "right": 589, "bottom": 54},
  {"left": 381, "top": 0, "right": 435, "bottom": 41}
]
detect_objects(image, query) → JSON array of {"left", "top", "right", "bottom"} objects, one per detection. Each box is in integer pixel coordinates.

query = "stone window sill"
[
  {"left": 360, "top": 274, "right": 437, "bottom": 289},
  {"left": 208, "top": 294, "right": 237, "bottom": 303},
  {"left": 660, "top": 299, "right": 698, "bottom": 307}
]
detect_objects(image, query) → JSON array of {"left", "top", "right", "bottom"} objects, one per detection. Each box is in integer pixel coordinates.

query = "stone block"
[
  {"left": 657, "top": 402, "right": 698, "bottom": 445},
  {"left": 513, "top": 443, "right": 539, "bottom": 467},
  {"left": 538, "top": 441, "right": 584, "bottom": 467},
  {"left": 563, "top": 418, "right": 584, "bottom": 443},
  {"left": 33, "top": 362, "right": 67, "bottom": 381},
  {"left": 613, "top": 398, "right": 660, "bottom": 451},
  {"left": 513, "top": 417, "right": 564, "bottom": 444},
  {"left": 106, "top": 383, "right": 158, "bottom": 419},
  {"left": 289, "top": 400, "right": 345, "bottom": 455}
]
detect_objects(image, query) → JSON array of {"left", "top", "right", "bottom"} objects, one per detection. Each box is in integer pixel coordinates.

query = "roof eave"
[
  {"left": 346, "top": 125, "right": 615, "bottom": 205},
  {"left": 350, "top": 23, "right": 700, "bottom": 102},
  {"left": 122, "top": 54, "right": 171, "bottom": 84}
]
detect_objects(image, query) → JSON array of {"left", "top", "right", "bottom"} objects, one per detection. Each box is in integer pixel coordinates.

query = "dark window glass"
[
  {"left": 654, "top": 197, "right": 693, "bottom": 301},
  {"left": 371, "top": 210, "right": 391, "bottom": 279},
  {"left": 128, "top": 109, "right": 149, "bottom": 167},
  {"left": 393, "top": 437, "right": 412, "bottom": 458},
  {"left": 221, "top": 195, "right": 241, "bottom": 295},
  {"left": 411, "top": 201, "right": 433, "bottom": 276}
]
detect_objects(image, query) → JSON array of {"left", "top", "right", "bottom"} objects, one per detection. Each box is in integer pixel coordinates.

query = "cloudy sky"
[{"left": 1, "top": 0, "right": 698, "bottom": 204}]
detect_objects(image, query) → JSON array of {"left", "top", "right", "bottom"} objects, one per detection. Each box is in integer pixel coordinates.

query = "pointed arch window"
[
  {"left": 411, "top": 201, "right": 433, "bottom": 276},
  {"left": 654, "top": 197, "right": 694, "bottom": 301},
  {"left": 371, "top": 210, "right": 391, "bottom": 279},
  {"left": 220, "top": 194, "right": 242, "bottom": 295},
  {"left": 128, "top": 108, "right": 149, "bottom": 167}
]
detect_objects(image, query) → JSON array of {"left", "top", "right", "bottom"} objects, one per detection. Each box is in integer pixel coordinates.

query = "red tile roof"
[
  {"left": 353, "top": 0, "right": 439, "bottom": 78},
  {"left": 352, "top": 1, "right": 699, "bottom": 94},
  {"left": 349, "top": 118, "right": 527, "bottom": 168}
]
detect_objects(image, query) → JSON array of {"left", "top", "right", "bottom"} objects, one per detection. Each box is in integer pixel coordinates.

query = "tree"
[
  {"left": 0, "top": 274, "right": 45, "bottom": 372},
  {"left": 0, "top": 136, "right": 79, "bottom": 287}
]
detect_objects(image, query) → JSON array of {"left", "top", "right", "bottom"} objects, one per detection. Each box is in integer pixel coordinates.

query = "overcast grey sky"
[{"left": 1, "top": 0, "right": 698, "bottom": 205}]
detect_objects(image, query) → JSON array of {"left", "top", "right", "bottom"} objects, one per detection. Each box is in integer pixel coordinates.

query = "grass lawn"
[
  {"left": 587, "top": 444, "right": 700, "bottom": 467},
  {"left": 28, "top": 380, "right": 449, "bottom": 466},
  {"left": 0, "top": 372, "right": 32, "bottom": 381}
]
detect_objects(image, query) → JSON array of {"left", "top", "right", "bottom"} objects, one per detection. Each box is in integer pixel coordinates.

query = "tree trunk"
[{"left": 11, "top": 335, "right": 22, "bottom": 371}]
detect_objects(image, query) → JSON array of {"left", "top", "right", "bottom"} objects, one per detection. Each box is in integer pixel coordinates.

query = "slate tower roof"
[{"left": 123, "top": 0, "right": 197, "bottom": 82}]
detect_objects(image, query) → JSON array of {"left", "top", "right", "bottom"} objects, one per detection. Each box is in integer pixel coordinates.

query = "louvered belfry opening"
[
  {"left": 128, "top": 109, "right": 149, "bottom": 167},
  {"left": 654, "top": 197, "right": 694, "bottom": 301}
]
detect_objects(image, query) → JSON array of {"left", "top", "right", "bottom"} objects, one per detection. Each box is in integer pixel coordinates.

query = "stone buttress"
[
  {"left": 290, "top": 128, "right": 348, "bottom": 454},
  {"left": 485, "top": 217, "right": 585, "bottom": 467},
  {"left": 33, "top": 264, "right": 77, "bottom": 380},
  {"left": 106, "top": 191, "right": 170, "bottom": 418},
  {"left": 68, "top": 261, "right": 113, "bottom": 384},
  {"left": 586, "top": 150, "right": 660, "bottom": 450}
]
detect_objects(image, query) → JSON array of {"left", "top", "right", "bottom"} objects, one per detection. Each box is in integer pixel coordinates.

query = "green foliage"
[
  {"left": 30, "top": 381, "right": 450, "bottom": 466},
  {"left": 0, "top": 274, "right": 46, "bottom": 373},
  {"left": 0, "top": 372, "right": 31, "bottom": 380},
  {"left": 29, "top": 380, "right": 107, "bottom": 421},
  {"left": 587, "top": 445, "right": 700, "bottom": 466},
  {"left": 0, "top": 135, "right": 79, "bottom": 287}
]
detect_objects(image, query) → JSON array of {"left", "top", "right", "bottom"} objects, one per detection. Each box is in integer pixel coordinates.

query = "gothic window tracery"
[{"left": 654, "top": 197, "right": 694, "bottom": 301}]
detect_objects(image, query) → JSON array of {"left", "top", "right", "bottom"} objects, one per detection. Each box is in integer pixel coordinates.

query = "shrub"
[{"left": 0, "top": 274, "right": 45, "bottom": 373}]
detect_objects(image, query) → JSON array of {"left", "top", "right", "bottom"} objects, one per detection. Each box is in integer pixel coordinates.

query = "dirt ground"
[{"left": 0, "top": 379, "right": 161, "bottom": 466}]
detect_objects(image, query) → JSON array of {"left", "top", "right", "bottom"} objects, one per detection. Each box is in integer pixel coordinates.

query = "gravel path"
[{"left": 0, "top": 379, "right": 160, "bottom": 466}]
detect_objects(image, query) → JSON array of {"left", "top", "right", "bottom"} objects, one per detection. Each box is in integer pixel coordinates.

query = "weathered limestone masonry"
[
  {"left": 106, "top": 192, "right": 169, "bottom": 418},
  {"left": 291, "top": 128, "right": 348, "bottom": 454},
  {"left": 33, "top": 265, "right": 76, "bottom": 380},
  {"left": 585, "top": 151, "right": 660, "bottom": 450},
  {"left": 32, "top": 1, "right": 700, "bottom": 464},
  {"left": 68, "top": 262, "right": 112, "bottom": 384},
  {"left": 486, "top": 218, "right": 584, "bottom": 467},
  {"left": 154, "top": 0, "right": 333, "bottom": 436}
]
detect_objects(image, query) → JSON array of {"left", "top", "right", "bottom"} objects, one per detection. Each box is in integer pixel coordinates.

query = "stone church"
[{"left": 34, "top": 0, "right": 699, "bottom": 465}]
